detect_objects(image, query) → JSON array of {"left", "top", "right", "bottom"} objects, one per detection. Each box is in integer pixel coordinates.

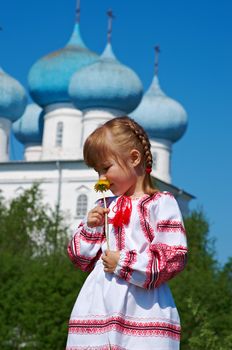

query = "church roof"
[
  {"left": 131, "top": 75, "right": 188, "bottom": 142},
  {"left": 0, "top": 67, "right": 27, "bottom": 122},
  {"left": 69, "top": 43, "right": 143, "bottom": 113},
  {"left": 12, "top": 103, "right": 44, "bottom": 144},
  {"left": 28, "top": 23, "right": 99, "bottom": 107}
]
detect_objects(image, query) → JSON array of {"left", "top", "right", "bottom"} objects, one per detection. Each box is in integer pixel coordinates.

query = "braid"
[{"left": 126, "top": 118, "right": 153, "bottom": 170}]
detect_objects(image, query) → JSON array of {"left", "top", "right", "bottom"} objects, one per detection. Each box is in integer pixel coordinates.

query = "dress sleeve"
[
  {"left": 114, "top": 193, "right": 188, "bottom": 289},
  {"left": 67, "top": 218, "right": 105, "bottom": 272}
]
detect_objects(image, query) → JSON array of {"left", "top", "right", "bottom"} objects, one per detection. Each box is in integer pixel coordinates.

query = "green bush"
[{"left": 0, "top": 185, "right": 87, "bottom": 349}]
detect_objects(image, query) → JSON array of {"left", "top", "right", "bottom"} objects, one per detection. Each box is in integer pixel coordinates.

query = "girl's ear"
[{"left": 129, "top": 149, "right": 141, "bottom": 167}]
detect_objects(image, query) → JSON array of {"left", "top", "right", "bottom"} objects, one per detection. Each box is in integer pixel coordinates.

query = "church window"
[
  {"left": 76, "top": 194, "right": 88, "bottom": 219},
  {"left": 6, "top": 135, "right": 9, "bottom": 154},
  {"left": 153, "top": 152, "right": 158, "bottom": 170},
  {"left": 15, "top": 186, "right": 24, "bottom": 195},
  {"left": 56, "top": 122, "right": 63, "bottom": 147}
]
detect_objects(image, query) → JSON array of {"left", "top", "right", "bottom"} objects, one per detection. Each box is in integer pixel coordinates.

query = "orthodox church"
[{"left": 0, "top": 6, "right": 193, "bottom": 230}]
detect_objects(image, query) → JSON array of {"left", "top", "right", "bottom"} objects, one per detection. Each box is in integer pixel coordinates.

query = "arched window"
[
  {"left": 152, "top": 151, "right": 158, "bottom": 170},
  {"left": 6, "top": 135, "right": 9, "bottom": 154},
  {"left": 76, "top": 194, "right": 88, "bottom": 219},
  {"left": 15, "top": 186, "right": 24, "bottom": 195},
  {"left": 55, "top": 121, "right": 63, "bottom": 147}
]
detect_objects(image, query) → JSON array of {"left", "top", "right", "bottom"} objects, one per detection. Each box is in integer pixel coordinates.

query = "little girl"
[{"left": 66, "top": 116, "right": 188, "bottom": 350}]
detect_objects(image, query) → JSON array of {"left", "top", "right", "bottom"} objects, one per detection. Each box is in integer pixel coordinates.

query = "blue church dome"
[
  {"left": 12, "top": 104, "right": 44, "bottom": 144},
  {"left": 131, "top": 75, "right": 188, "bottom": 142},
  {"left": 28, "top": 23, "right": 99, "bottom": 107},
  {"left": 0, "top": 67, "right": 27, "bottom": 122},
  {"left": 69, "top": 43, "right": 143, "bottom": 114}
]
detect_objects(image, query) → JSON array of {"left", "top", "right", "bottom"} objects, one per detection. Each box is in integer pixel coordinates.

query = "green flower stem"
[{"left": 103, "top": 193, "right": 109, "bottom": 250}]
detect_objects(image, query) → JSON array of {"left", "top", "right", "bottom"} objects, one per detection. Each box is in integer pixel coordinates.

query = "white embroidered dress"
[{"left": 66, "top": 192, "right": 188, "bottom": 350}]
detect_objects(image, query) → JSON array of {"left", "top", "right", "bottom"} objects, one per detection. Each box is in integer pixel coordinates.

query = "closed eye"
[{"left": 94, "top": 163, "right": 112, "bottom": 174}]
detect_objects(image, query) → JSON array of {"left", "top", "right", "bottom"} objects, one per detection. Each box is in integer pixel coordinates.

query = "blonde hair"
[{"left": 84, "top": 116, "right": 158, "bottom": 196}]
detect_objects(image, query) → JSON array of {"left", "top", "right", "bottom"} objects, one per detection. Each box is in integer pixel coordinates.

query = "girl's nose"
[{"left": 99, "top": 174, "right": 107, "bottom": 180}]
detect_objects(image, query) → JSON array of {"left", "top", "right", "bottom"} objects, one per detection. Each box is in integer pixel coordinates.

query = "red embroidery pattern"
[
  {"left": 137, "top": 194, "right": 162, "bottom": 289},
  {"left": 143, "top": 247, "right": 158, "bottom": 289},
  {"left": 80, "top": 228, "right": 105, "bottom": 244},
  {"left": 149, "top": 243, "right": 188, "bottom": 288},
  {"left": 67, "top": 221, "right": 104, "bottom": 272},
  {"left": 137, "top": 192, "right": 187, "bottom": 288},
  {"left": 69, "top": 233, "right": 81, "bottom": 257},
  {"left": 67, "top": 238, "right": 102, "bottom": 272},
  {"left": 157, "top": 220, "right": 186, "bottom": 234},
  {"left": 139, "top": 193, "right": 163, "bottom": 243},
  {"left": 118, "top": 250, "right": 137, "bottom": 282},
  {"left": 114, "top": 225, "right": 126, "bottom": 251},
  {"left": 68, "top": 316, "right": 181, "bottom": 340}
]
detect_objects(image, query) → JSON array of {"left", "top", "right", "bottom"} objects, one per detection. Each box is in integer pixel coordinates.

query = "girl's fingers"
[
  {"left": 92, "top": 206, "right": 105, "bottom": 214},
  {"left": 88, "top": 207, "right": 105, "bottom": 226},
  {"left": 102, "top": 256, "right": 109, "bottom": 268},
  {"left": 102, "top": 255, "right": 107, "bottom": 263},
  {"left": 92, "top": 212, "right": 102, "bottom": 221},
  {"left": 87, "top": 206, "right": 109, "bottom": 227}
]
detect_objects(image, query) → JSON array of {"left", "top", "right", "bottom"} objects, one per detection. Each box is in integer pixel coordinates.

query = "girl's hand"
[
  {"left": 102, "top": 250, "right": 120, "bottom": 273},
  {"left": 87, "top": 206, "right": 109, "bottom": 227}
]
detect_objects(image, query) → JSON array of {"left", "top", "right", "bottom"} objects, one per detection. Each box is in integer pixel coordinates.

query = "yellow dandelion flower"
[{"left": 94, "top": 179, "right": 110, "bottom": 193}]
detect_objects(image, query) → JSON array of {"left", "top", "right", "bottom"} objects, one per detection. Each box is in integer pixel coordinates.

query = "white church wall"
[
  {"left": 150, "top": 138, "right": 172, "bottom": 184},
  {"left": 24, "top": 145, "right": 42, "bottom": 161},
  {"left": 0, "top": 118, "right": 11, "bottom": 162},
  {"left": 42, "top": 104, "right": 83, "bottom": 160}
]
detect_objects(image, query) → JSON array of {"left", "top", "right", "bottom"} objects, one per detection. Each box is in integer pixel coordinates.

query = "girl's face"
[{"left": 95, "top": 156, "right": 138, "bottom": 197}]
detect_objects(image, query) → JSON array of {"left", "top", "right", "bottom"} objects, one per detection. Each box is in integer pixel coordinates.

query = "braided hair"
[
  {"left": 84, "top": 116, "right": 158, "bottom": 196},
  {"left": 123, "top": 117, "right": 153, "bottom": 171}
]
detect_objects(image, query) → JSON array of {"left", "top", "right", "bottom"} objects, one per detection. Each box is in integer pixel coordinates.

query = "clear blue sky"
[{"left": 1, "top": 0, "right": 232, "bottom": 265}]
